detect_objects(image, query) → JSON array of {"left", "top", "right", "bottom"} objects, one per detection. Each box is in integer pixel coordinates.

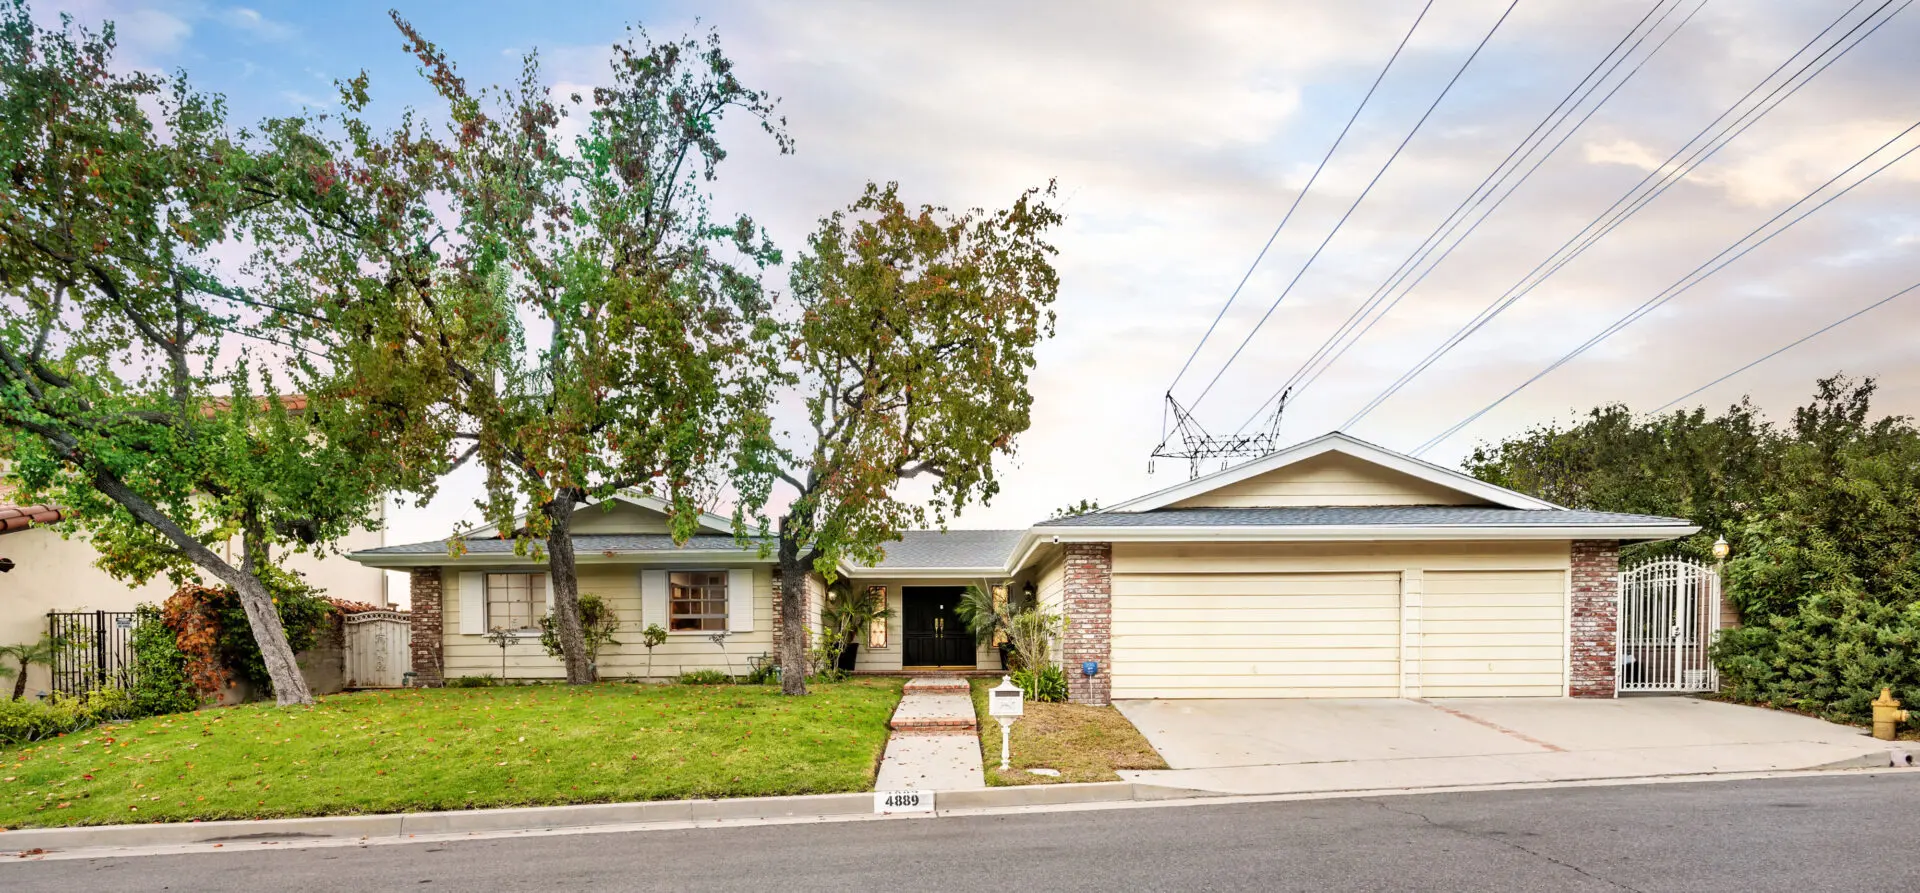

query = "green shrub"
[
  {"left": 675, "top": 669, "right": 733, "bottom": 686},
  {"left": 445, "top": 675, "right": 499, "bottom": 688},
  {"left": 129, "top": 605, "right": 200, "bottom": 717},
  {"left": 744, "top": 660, "right": 779, "bottom": 685},
  {"left": 1712, "top": 588, "right": 1920, "bottom": 722},
  {"left": 0, "top": 688, "right": 139, "bottom": 747},
  {"left": 1013, "top": 665, "right": 1068, "bottom": 703},
  {"left": 538, "top": 592, "right": 622, "bottom": 677}
]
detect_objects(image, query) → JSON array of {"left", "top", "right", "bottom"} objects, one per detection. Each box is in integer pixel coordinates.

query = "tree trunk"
[
  {"left": 776, "top": 518, "right": 809, "bottom": 696},
  {"left": 11, "top": 662, "right": 26, "bottom": 700},
  {"left": 239, "top": 515, "right": 315, "bottom": 707},
  {"left": 544, "top": 491, "right": 595, "bottom": 684},
  {"left": 90, "top": 467, "right": 315, "bottom": 706}
]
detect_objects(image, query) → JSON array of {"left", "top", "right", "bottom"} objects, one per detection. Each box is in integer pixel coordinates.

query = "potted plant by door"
[{"left": 822, "top": 582, "right": 891, "bottom": 674}]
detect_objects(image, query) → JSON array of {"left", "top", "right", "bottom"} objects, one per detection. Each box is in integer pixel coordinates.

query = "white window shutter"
[
  {"left": 542, "top": 574, "right": 555, "bottom": 618},
  {"left": 641, "top": 570, "right": 668, "bottom": 629},
  {"left": 727, "top": 568, "right": 754, "bottom": 633},
  {"left": 458, "top": 572, "right": 485, "bottom": 635}
]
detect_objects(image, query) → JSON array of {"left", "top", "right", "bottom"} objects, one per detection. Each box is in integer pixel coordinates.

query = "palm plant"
[
  {"left": 954, "top": 585, "right": 1014, "bottom": 643},
  {"left": 0, "top": 635, "right": 63, "bottom": 700},
  {"left": 821, "top": 582, "right": 893, "bottom": 671}
]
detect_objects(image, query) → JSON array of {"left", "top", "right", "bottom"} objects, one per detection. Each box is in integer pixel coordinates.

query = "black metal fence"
[{"left": 46, "top": 610, "right": 140, "bottom": 695}]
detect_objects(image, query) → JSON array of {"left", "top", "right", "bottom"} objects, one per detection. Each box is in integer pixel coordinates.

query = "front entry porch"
[{"left": 844, "top": 579, "right": 1005, "bottom": 675}]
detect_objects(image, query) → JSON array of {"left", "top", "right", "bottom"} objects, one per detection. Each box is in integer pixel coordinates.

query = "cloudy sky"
[{"left": 35, "top": 0, "right": 1920, "bottom": 552}]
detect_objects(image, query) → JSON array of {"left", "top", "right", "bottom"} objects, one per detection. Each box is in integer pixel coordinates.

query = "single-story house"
[{"left": 350, "top": 432, "right": 1696, "bottom": 703}]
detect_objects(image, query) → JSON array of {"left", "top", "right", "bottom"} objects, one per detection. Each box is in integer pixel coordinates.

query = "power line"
[
  {"left": 1178, "top": 0, "right": 1522, "bottom": 419},
  {"left": 1160, "top": 0, "right": 1436, "bottom": 411},
  {"left": 1414, "top": 120, "right": 1920, "bottom": 455},
  {"left": 1344, "top": 0, "right": 1905, "bottom": 432},
  {"left": 1651, "top": 279, "right": 1920, "bottom": 414},
  {"left": 1238, "top": 0, "right": 1699, "bottom": 434}
]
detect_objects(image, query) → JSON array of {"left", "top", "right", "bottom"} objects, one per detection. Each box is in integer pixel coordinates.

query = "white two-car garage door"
[{"left": 1109, "top": 562, "right": 1566, "bottom": 699}]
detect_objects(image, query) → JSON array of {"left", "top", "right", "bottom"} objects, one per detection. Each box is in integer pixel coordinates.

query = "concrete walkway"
[
  {"left": 873, "top": 677, "right": 984, "bottom": 790},
  {"left": 1116, "top": 696, "right": 1914, "bottom": 795}
]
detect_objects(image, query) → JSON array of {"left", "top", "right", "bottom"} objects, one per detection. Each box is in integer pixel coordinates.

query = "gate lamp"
[{"left": 1711, "top": 537, "right": 1730, "bottom": 561}]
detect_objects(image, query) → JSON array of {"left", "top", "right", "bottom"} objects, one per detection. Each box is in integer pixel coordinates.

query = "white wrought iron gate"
[
  {"left": 1617, "top": 558, "right": 1721, "bottom": 693},
  {"left": 343, "top": 611, "right": 412, "bottom": 689}
]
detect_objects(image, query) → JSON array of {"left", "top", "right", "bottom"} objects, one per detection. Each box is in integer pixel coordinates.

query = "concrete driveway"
[{"left": 1115, "top": 697, "right": 1909, "bottom": 795}]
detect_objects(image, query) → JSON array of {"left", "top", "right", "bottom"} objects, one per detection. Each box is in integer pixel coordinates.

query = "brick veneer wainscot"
[
  {"left": 409, "top": 567, "right": 445, "bottom": 687},
  {"left": 1569, "top": 540, "right": 1620, "bottom": 698},
  {"left": 1063, "top": 543, "right": 1113, "bottom": 706}
]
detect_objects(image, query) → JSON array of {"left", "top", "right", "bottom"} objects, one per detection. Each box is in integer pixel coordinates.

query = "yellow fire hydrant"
[{"left": 1871, "top": 688, "right": 1909, "bottom": 741}]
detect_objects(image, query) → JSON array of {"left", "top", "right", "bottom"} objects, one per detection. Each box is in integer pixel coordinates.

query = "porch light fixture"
[{"left": 1711, "top": 536, "right": 1730, "bottom": 561}]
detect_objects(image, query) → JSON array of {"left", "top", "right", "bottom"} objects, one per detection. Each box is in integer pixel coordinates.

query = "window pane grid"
[
  {"left": 486, "top": 573, "right": 546, "bottom": 631},
  {"left": 669, "top": 571, "right": 729, "bottom": 632}
]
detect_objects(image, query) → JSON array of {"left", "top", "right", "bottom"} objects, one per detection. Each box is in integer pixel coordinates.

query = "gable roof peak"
[{"left": 1109, "top": 430, "right": 1561, "bottom": 513}]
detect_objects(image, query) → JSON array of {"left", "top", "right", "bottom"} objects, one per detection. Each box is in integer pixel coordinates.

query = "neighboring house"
[
  {"left": 0, "top": 498, "right": 389, "bottom": 698},
  {"left": 355, "top": 432, "right": 1696, "bottom": 704}
]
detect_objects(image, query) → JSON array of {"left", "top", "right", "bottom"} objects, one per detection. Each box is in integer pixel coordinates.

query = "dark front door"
[{"left": 902, "top": 587, "right": 976, "bottom": 668}]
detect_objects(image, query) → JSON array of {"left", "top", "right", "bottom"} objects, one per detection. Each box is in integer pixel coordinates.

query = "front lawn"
[
  {"left": 0, "top": 679, "right": 901, "bottom": 829},
  {"left": 969, "top": 679, "right": 1165, "bottom": 785}
]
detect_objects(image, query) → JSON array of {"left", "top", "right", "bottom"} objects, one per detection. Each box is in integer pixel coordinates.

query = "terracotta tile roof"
[
  {"left": 0, "top": 503, "right": 65, "bottom": 536},
  {"left": 199, "top": 394, "right": 310, "bottom": 417}
]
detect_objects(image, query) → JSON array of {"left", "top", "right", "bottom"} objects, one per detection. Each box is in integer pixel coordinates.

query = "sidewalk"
[{"left": 873, "top": 677, "right": 985, "bottom": 790}]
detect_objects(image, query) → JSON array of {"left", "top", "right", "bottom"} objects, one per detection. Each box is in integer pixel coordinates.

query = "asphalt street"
[{"left": 7, "top": 773, "right": 1919, "bottom": 892}]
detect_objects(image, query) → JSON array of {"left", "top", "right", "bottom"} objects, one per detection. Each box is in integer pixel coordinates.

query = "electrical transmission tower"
[{"left": 1151, "top": 389, "right": 1288, "bottom": 479}]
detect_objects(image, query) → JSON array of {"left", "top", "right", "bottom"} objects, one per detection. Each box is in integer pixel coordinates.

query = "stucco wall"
[{"left": 0, "top": 509, "right": 387, "bottom": 696}]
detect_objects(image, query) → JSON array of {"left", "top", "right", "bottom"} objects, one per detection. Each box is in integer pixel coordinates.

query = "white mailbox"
[
  {"left": 989, "top": 675, "right": 1025, "bottom": 718},
  {"left": 989, "top": 675, "right": 1024, "bottom": 771}
]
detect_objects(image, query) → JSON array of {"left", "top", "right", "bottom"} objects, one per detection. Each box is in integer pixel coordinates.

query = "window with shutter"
[{"left": 669, "top": 570, "right": 729, "bottom": 631}]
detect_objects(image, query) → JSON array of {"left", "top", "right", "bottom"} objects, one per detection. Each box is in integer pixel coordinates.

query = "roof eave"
[
  {"left": 839, "top": 566, "right": 1009, "bottom": 579},
  {"left": 1034, "top": 524, "right": 1700, "bottom": 543},
  {"left": 348, "top": 547, "right": 770, "bottom": 570}
]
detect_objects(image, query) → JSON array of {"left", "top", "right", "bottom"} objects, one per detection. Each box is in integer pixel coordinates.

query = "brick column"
[
  {"left": 1063, "top": 543, "right": 1112, "bottom": 706},
  {"left": 408, "top": 568, "right": 445, "bottom": 687},
  {"left": 769, "top": 573, "right": 813, "bottom": 667},
  {"left": 1569, "top": 540, "right": 1620, "bottom": 698}
]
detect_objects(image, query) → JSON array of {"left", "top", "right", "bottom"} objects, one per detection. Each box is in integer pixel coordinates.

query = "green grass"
[
  {"left": 969, "top": 679, "right": 1166, "bottom": 786},
  {"left": 0, "top": 679, "right": 902, "bottom": 829}
]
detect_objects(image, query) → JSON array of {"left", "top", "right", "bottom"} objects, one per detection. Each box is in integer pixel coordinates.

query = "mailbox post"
[{"left": 988, "top": 675, "right": 1025, "bottom": 771}]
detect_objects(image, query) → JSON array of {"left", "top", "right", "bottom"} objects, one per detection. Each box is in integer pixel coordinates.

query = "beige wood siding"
[
  {"left": 1112, "top": 570, "right": 1401, "bottom": 698},
  {"left": 1108, "top": 541, "right": 1571, "bottom": 700},
  {"left": 1419, "top": 570, "right": 1567, "bottom": 697},
  {"left": 1168, "top": 452, "right": 1488, "bottom": 508},
  {"left": 568, "top": 501, "right": 673, "bottom": 534},
  {"left": 442, "top": 564, "right": 774, "bottom": 681}
]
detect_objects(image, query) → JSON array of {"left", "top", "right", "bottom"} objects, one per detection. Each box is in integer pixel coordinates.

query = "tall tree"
[
  {"left": 0, "top": 4, "right": 444, "bottom": 705},
  {"left": 759, "top": 181, "right": 1063, "bottom": 695},
  {"left": 278, "top": 15, "right": 787, "bottom": 684},
  {"left": 1464, "top": 399, "right": 1778, "bottom": 562}
]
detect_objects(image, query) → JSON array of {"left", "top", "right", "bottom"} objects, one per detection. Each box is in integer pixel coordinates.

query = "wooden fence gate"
[{"left": 343, "top": 611, "right": 411, "bottom": 688}]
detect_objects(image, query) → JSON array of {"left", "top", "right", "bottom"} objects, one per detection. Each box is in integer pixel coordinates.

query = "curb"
[{"left": 0, "top": 783, "right": 1219, "bottom": 856}]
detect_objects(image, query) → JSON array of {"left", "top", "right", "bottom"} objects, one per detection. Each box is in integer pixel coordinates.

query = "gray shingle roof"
[
  {"left": 864, "top": 529, "right": 1027, "bottom": 569},
  {"left": 357, "top": 534, "right": 766, "bottom": 556},
  {"left": 1036, "top": 506, "right": 1691, "bottom": 528},
  {"left": 356, "top": 530, "right": 1025, "bottom": 570}
]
